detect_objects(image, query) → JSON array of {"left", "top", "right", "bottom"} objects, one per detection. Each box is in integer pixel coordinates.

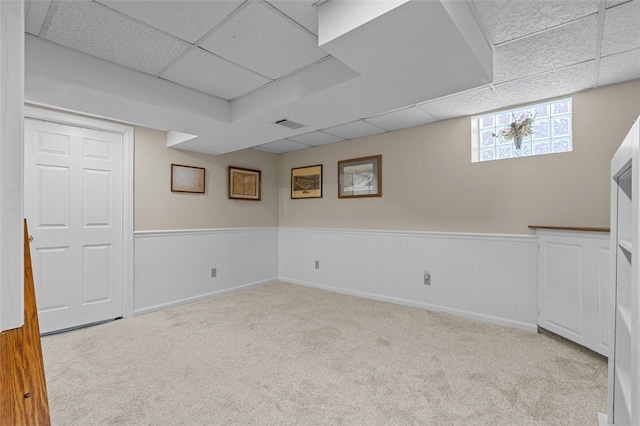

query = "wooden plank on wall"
[{"left": 0, "top": 220, "right": 50, "bottom": 425}]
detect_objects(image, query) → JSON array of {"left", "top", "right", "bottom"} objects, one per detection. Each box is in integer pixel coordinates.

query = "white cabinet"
[
  {"left": 608, "top": 116, "right": 640, "bottom": 425},
  {"left": 535, "top": 228, "right": 610, "bottom": 357}
]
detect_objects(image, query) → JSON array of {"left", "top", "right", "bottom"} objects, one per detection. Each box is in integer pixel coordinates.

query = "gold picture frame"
[
  {"left": 171, "top": 164, "right": 205, "bottom": 194},
  {"left": 338, "top": 155, "right": 382, "bottom": 198},
  {"left": 229, "top": 166, "right": 261, "bottom": 201},
  {"left": 291, "top": 164, "right": 322, "bottom": 199}
]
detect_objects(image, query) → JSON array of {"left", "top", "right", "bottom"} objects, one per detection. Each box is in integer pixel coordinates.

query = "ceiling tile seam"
[
  {"left": 606, "top": 0, "right": 636, "bottom": 9},
  {"left": 592, "top": 0, "right": 607, "bottom": 88},
  {"left": 417, "top": 84, "right": 493, "bottom": 110},
  {"left": 601, "top": 46, "right": 640, "bottom": 59},
  {"left": 465, "top": 0, "right": 497, "bottom": 53},
  {"left": 195, "top": 46, "right": 275, "bottom": 82},
  {"left": 90, "top": 0, "right": 198, "bottom": 45},
  {"left": 488, "top": 83, "right": 508, "bottom": 109},
  {"left": 283, "top": 139, "right": 314, "bottom": 148},
  {"left": 38, "top": 0, "right": 61, "bottom": 38},
  {"left": 263, "top": 0, "right": 318, "bottom": 39},
  {"left": 356, "top": 119, "right": 389, "bottom": 133},
  {"left": 493, "top": 12, "right": 599, "bottom": 48},
  {"left": 155, "top": 45, "right": 202, "bottom": 78},
  {"left": 229, "top": 54, "right": 334, "bottom": 103},
  {"left": 492, "top": 59, "right": 597, "bottom": 89},
  {"left": 190, "top": 0, "right": 252, "bottom": 48},
  {"left": 314, "top": 130, "right": 346, "bottom": 142}
]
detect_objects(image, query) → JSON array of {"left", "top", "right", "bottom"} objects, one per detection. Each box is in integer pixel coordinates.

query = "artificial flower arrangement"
[{"left": 492, "top": 111, "right": 534, "bottom": 149}]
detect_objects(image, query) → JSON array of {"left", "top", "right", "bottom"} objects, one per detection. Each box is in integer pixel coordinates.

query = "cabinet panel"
[{"left": 536, "top": 230, "right": 610, "bottom": 357}]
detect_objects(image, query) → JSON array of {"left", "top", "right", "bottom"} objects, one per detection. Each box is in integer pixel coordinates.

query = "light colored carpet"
[{"left": 41, "top": 282, "right": 607, "bottom": 425}]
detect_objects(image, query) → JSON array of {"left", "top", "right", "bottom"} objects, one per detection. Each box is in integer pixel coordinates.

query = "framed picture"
[
  {"left": 291, "top": 164, "right": 322, "bottom": 199},
  {"left": 338, "top": 155, "right": 382, "bottom": 198},
  {"left": 229, "top": 166, "right": 261, "bottom": 201},
  {"left": 171, "top": 164, "right": 205, "bottom": 194}
]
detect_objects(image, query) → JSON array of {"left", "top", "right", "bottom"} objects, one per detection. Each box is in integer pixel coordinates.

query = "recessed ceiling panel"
[
  {"left": 199, "top": 1, "right": 329, "bottom": 79},
  {"left": 161, "top": 48, "right": 271, "bottom": 100},
  {"left": 96, "top": 0, "right": 244, "bottom": 44},
  {"left": 287, "top": 131, "right": 344, "bottom": 146},
  {"left": 418, "top": 86, "right": 504, "bottom": 120},
  {"left": 494, "top": 62, "right": 595, "bottom": 107},
  {"left": 494, "top": 16, "right": 597, "bottom": 84},
  {"left": 598, "top": 49, "right": 640, "bottom": 87},
  {"left": 473, "top": 0, "right": 599, "bottom": 45},
  {"left": 44, "top": 1, "right": 190, "bottom": 75},
  {"left": 323, "top": 120, "right": 386, "bottom": 140},
  {"left": 258, "top": 139, "right": 310, "bottom": 153},
  {"left": 25, "top": 0, "right": 52, "bottom": 36},
  {"left": 602, "top": 0, "right": 640, "bottom": 56},
  {"left": 266, "top": 0, "right": 319, "bottom": 35},
  {"left": 365, "top": 107, "right": 438, "bottom": 131}
]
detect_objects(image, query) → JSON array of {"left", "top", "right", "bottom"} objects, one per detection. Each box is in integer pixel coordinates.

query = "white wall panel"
[
  {"left": 280, "top": 228, "right": 538, "bottom": 331},
  {"left": 134, "top": 228, "right": 279, "bottom": 315}
]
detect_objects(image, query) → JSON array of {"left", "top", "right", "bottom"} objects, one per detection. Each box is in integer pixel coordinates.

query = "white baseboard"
[
  {"left": 597, "top": 412, "right": 609, "bottom": 425},
  {"left": 281, "top": 277, "right": 538, "bottom": 333},
  {"left": 133, "top": 278, "right": 277, "bottom": 316}
]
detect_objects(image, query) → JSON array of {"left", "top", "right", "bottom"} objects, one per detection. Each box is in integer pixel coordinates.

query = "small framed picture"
[
  {"left": 338, "top": 155, "right": 382, "bottom": 198},
  {"left": 229, "top": 166, "right": 261, "bottom": 201},
  {"left": 171, "top": 164, "right": 205, "bottom": 194},
  {"left": 291, "top": 164, "right": 322, "bottom": 199}
]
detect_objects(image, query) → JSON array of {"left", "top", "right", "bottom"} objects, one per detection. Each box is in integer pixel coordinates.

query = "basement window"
[{"left": 471, "top": 98, "right": 573, "bottom": 162}]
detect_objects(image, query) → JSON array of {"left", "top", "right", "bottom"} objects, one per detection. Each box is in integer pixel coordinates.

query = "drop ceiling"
[{"left": 24, "top": 0, "right": 640, "bottom": 155}]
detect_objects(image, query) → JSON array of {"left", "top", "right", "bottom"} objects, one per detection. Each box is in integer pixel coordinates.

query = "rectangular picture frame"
[
  {"left": 229, "top": 166, "right": 261, "bottom": 201},
  {"left": 291, "top": 164, "right": 322, "bottom": 199},
  {"left": 338, "top": 155, "right": 382, "bottom": 198},
  {"left": 171, "top": 164, "right": 205, "bottom": 194}
]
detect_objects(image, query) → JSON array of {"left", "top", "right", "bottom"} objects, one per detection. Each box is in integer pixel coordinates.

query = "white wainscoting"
[
  {"left": 134, "top": 228, "right": 279, "bottom": 315},
  {"left": 279, "top": 227, "right": 538, "bottom": 331}
]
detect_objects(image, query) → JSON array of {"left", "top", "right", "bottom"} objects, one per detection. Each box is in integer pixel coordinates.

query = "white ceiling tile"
[
  {"left": 266, "top": 0, "right": 319, "bottom": 35},
  {"left": 199, "top": 1, "right": 328, "bottom": 79},
  {"left": 494, "top": 61, "right": 595, "bottom": 106},
  {"left": 287, "top": 131, "right": 344, "bottom": 146},
  {"left": 473, "top": 0, "right": 599, "bottom": 45},
  {"left": 96, "top": 1, "right": 244, "bottom": 44},
  {"left": 364, "top": 107, "right": 438, "bottom": 131},
  {"left": 25, "top": 0, "right": 52, "bottom": 36},
  {"left": 602, "top": 0, "right": 640, "bottom": 55},
  {"left": 259, "top": 139, "right": 310, "bottom": 153},
  {"left": 323, "top": 120, "right": 386, "bottom": 140},
  {"left": 418, "top": 86, "right": 505, "bottom": 120},
  {"left": 161, "top": 48, "right": 271, "bottom": 100},
  {"left": 44, "top": 1, "right": 190, "bottom": 75},
  {"left": 598, "top": 48, "right": 640, "bottom": 86},
  {"left": 494, "top": 15, "right": 597, "bottom": 84}
]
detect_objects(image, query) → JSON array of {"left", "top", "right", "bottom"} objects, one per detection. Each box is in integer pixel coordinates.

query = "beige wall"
[
  {"left": 135, "top": 127, "right": 279, "bottom": 230},
  {"left": 278, "top": 80, "right": 640, "bottom": 234}
]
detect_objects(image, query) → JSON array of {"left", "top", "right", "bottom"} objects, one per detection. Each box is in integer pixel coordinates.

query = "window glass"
[{"left": 471, "top": 98, "right": 572, "bottom": 163}]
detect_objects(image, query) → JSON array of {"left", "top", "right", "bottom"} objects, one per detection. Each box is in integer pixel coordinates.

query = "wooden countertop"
[{"left": 528, "top": 225, "right": 610, "bottom": 233}]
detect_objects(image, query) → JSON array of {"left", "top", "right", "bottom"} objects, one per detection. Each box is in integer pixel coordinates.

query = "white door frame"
[{"left": 24, "top": 106, "right": 135, "bottom": 319}]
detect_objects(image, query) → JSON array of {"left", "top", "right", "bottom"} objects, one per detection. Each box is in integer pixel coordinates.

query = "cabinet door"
[{"left": 538, "top": 236, "right": 590, "bottom": 346}]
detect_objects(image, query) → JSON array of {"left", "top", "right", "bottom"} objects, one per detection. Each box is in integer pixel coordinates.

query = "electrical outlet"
[
  {"left": 211, "top": 268, "right": 217, "bottom": 278},
  {"left": 423, "top": 271, "right": 431, "bottom": 285},
  {"left": 315, "top": 260, "right": 320, "bottom": 269}
]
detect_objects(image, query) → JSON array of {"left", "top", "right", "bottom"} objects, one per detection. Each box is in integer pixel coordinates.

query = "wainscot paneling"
[
  {"left": 134, "top": 228, "right": 278, "bottom": 315},
  {"left": 279, "top": 227, "right": 538, "bottom": 331}
]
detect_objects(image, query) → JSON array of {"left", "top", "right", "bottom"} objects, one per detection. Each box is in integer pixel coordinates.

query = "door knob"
[{"left": 28, "top": 235, "right": 34, "bottom": 242}]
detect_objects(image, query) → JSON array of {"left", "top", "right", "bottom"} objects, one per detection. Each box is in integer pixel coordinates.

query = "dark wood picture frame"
[
  {"left": 171, "top": 164, "right": 205, "bottom": 194},
  {"left": 228, "top": 166, "right": 261, "bottom": 201},
  {"left": 291, "top": 164, "right": 323, "bottom": 199},
  {"left": 338, "top": 155, "right": 382, "bottom": 199}
]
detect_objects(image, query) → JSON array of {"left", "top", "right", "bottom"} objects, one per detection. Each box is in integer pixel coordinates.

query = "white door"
[{"left": 24, "top": 118, "right": 124, "bottom": 334}]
